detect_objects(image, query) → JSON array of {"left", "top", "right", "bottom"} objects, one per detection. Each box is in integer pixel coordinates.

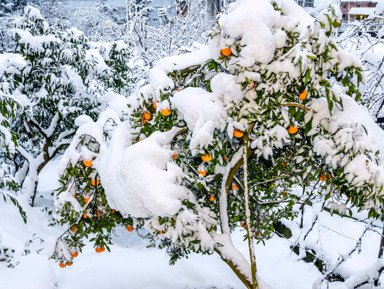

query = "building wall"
[{"left": 341, "top": 1, "right": 377, "bottom": 21}]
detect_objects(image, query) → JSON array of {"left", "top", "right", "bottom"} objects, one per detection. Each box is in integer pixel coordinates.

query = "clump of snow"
[
  {"left": 209, "top": 0, "right": 313, "bottom": 66},
  {"left": 171, "top": 88, "right": 226, "bottom": 152},
  {"left": 98, "top": 127, "right": 188, "bottom": 218}
]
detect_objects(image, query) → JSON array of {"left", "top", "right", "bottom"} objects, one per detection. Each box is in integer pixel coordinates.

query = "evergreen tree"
[
  {"left": 54, "top": 1, "right": 383, "bottom": 288},
  {"left": 0, "top": 6, "right": 133, "bottom": 206}
]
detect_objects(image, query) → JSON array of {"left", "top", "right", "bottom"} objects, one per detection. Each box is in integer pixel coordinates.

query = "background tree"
[{"left": 0, "top": 6, "right": 133, "bottom": 206}]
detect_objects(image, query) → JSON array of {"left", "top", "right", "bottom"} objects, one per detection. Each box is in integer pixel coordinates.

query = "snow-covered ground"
[{"left": 0, "top": 157, "right": 383, "bottom": 289}]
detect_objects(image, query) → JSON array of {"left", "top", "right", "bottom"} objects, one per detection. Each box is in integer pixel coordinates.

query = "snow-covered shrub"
[
  {"left": 55, "top": 0, "right": 384, "bottom": 288},
  {"left": 0, "top": 6, "right": 133, "bottom": 206}
]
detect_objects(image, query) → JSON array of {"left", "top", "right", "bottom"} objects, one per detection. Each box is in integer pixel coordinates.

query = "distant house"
[
  {"left": 149, "top": 0, "right": 173, "bottom": 26},
  {"left": 340, "top": 0, "right": 378, "bottom": 21},
  {"left": 148, "top": 0, "right": 227, "bottom": 26},
  {"left": 295, "top": 0, "right": 314, "bottom": 8}
]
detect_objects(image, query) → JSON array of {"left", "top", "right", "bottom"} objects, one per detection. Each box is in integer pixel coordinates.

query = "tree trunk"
[
  {"left": 214, "top": 248, "right": 253, "bottom": 289},
  {"left": 374, "top": 225, "right": 384, "bottom": 286},
  {"left": 243, "top": 134, "right": 259, "bottom": 289}
]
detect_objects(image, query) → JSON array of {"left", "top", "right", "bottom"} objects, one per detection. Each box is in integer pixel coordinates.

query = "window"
[
  {"left": 357, "top": 4, "right": 360, "bottom": 7},
  {"left": 342, "top": 14, "right": 346, "bottom": 19},
  {"left": 343, "top": 4, "right": 346, "bottom": 9},
  {"left": 158, "top": 8, "right": 166, "bottom": 17}
]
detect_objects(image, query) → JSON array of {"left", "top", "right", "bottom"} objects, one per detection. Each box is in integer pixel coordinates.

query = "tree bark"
[
  {"left": 243, "top": 133, "right": 258, "bottom": 289},
  {"left": 214, "top": 248, "right": 253, "bottom": 289}
]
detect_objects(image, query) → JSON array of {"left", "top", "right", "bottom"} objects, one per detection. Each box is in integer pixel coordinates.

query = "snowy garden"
[{"left": 2, "top": 0, "right": 384, "bottom": 288}]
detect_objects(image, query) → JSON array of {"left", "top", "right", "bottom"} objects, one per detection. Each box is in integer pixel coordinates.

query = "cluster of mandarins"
[
  {"left": 55, "top": 155, "right": 137, "bottom": 268},
  {"left": 221, "top": 46, "right": 308, "bottom": 137}
]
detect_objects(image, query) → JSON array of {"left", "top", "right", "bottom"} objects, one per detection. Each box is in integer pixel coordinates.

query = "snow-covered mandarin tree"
[
  {"left": 55, "top": 0, "right": 384, "bottom": 288},
  {"left": 0, "top": 6, "right": 133, "bottom": 206}
]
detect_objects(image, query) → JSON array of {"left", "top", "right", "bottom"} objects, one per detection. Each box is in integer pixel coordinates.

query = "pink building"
[{"left": 340, "top": 0, "right": 378, "bottom": 21}]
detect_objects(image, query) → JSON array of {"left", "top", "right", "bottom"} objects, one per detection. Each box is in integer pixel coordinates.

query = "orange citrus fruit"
[
  {"left": 84, "top": 197, "right": 90, "bottom": 204},
  {"left": 209, "top": 195, "right": 215, "bottom": 201},
  {"left": 198, "top": 171, "right": 206, "bottom": 177},
  {"left": 298, "top": 90, "right": 307, "bottom": 100},
  {"left": 161, "top": 108, "right": 171, "bottom": 116},
  {"left": 143, "top": 112, "right": 151, "bottom": 121},
  {"left": 250, "top": 82, "right": 255, "bottom": 89},
  {"left": 59, "top": 262, "right": 66, "bottom": 268},
  {"left": 201, "top": 153, "right": 212, "bottom": 162},
  {"left": 67, "top": 262, "right": 73, "bottom": 266},
  {"left": 83, "top": 213, "right": 87, "bottom": 219},
  {"left": 83, "top": 160, "right": 92, "bottom": 167},
  {"left": 319, "top": 174, "right": 327, "bottom": 181},
  {"left": 153, "top": 101, "right": 159, "bottom": 109},
  {"left": 288, "top": 126, "right": 298, "bottom": 134},
  {"left": 233, "top": 129, "right": 244, "bottom": 138},
  {"left": 71, "top": 252, "right": 78, "bottom": 258},
  {"left": 173, "top": 153, "right": 178, "bottom": 160},
  {"left": 71, "top": 226, "right": 77, "bottom": 232},
  {"left": 95, "top": 247, "right": 104, "bottom": 253},
  {"left": 126, "top": 226, "right": 134, "bottom": 232},
  {"left": 221, "top": 47, "right": 232, "bottom": 56},
  {"left": 232, "top": 184, "right": 238, "bottom": 190}
]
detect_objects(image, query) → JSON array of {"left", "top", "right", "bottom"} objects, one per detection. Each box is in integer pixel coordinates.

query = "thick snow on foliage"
[{"left": 98, "top": 127, "right": 188, "bottom": 218}]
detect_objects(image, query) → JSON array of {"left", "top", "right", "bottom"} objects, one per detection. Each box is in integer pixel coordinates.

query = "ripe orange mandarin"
[
  {"left": 153, "top": 101, "right": 159, "bottom": 109},
  {"left": 198, "top": 171, "right": 206, "bottom": 177},
  {"left": 91, "top": 179, "right": 100, "bottom": 186},
  {"left": 83, "top": 160, "right": 92, "bottom": 167},
  {"left": 221, "top": 47, "right": 232, "bottom": 56},
  {"left": 126, "top": 226, "right": 134, "bottom": 232},
  {"left": 232, "top": 184, "right": 238, "bottom": 190},
  {"left": 288, "top": 126, "right": 298, "bottom": 134},
  {"left": 84, "top": 197, "right": 90, "bottom": 204},
  {"left": 240, "top": 222, "right": 245, "bottom": 227},
  {"left": 161, "top": 108, "right": 171, "bottom": 116},
  {"left": 95, "top": 247, "right": 105, "bottom": 253},
  {"left": 143, "top": 112, "right": 151, "bottom": 121},
  {"left": 71, "top": 226, "right": 77, "bottom": 232},
  {"left": 298, "top": 90, "right": 307, "bottom": 100},
  {"left": 209, "top": 195, "right": 215, "bottom": 201},
  {"left": 59, "top": 262, "right": 66, "bottom": 268},
  {"left": 201, "top": 153, "right": 212, "bottom": 162},
  {"left": 83, "top": 213, "right": 87, "bottom": 219},
  {"left": 67, "top": 262, "right": 73, "bottom": 266},
  {"left": 250, "top": 82, "right": 255, "bottom": 89},
  {"left": 173, "top": 153, "right": 178, "bottom": 160},
  {"left": 319, "top": 174, "right": 327, "bottom": 182},
  {"left": 71, "top": 252, "right": 78, "bottom": 258},
  {"left": 233, "top": 129, "right": 244, "bottom": 138}
]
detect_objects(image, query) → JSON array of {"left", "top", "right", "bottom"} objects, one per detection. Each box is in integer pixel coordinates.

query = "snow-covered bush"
[
  {"left": 54, "top": 0, "right": 384, "bottom": 288},
  {"left": 0, "top": 6, "right": 133, "bottom": 206}
]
